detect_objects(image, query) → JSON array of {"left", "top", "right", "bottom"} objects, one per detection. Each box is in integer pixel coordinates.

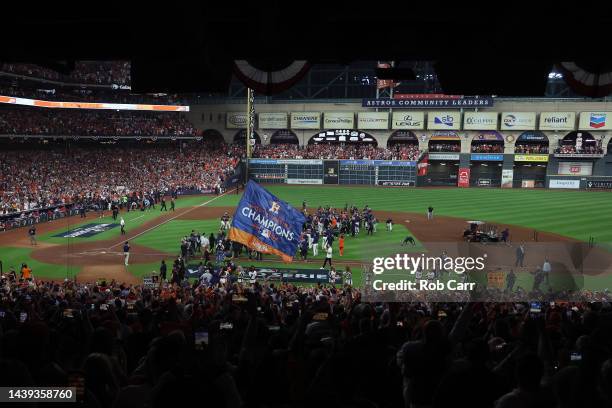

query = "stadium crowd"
[
  {"left": 428, "top": 142, "right": 461, "bottom": 152},
  {"left": 555, "top": 144, "right": 604, "bottom": 154},
  {"left": 0, "top": 109, "right": 199, "bottom": 137},
  {"left": 2, "top": 261, "right": 612, "bottom": 407},
  {"left": 0, "top": 143, "right": 239, "bottom": 216},
  {"left": 1, "top": 61, "right": 131, "bottom": 86},
  {"left": 252, "top": 143, "right": 421, "bottom": 160},
  {"left": 514, "top": 144, "right": 549, "bottom": 154},
  {"left": 471, "top": 143, "right": 505, "bottom": 153},
  {"left": 0, "top": 86, "right": 188, "bottom": 105}
]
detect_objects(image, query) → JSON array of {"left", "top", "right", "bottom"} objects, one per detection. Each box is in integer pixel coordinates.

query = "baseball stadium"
[{"left": 2, "top": 7, "right": 612, "bottom": 407}]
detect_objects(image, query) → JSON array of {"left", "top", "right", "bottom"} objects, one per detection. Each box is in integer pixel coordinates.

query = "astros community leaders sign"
[{"left": 362, "top": 96, "right": 493, "bottom": 108}]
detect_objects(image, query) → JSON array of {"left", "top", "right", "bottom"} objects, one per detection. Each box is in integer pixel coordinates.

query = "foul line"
[{"left": 107, "top": 189, "right": 234, "bottom": 250}]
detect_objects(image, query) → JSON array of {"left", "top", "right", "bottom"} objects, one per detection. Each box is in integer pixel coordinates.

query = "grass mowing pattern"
[
  {"left": 133, "top": 219, "right": 424, "bottom": 262},
  {"left": 211, "top": 186, "right": 612, "bottom": 246},
  {"left": 37, "top": 195, "right": 213, "bottom": 244}
]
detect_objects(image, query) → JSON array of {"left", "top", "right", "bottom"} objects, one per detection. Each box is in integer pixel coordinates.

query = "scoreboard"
[
  {"left": 248, "top": 159, "right": 287, "bottom": 184},
  {"left": 248, "top": 159, "right": 416, "bottom": 186}
]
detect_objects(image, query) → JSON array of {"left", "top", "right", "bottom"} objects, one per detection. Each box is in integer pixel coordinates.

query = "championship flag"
[{"left": 228, "top": 181, "right": 306, "bottom": 262}]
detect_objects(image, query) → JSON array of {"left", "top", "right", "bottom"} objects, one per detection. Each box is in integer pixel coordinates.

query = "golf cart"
[{"left": 463, "top": 221, "right": 501, "bottom": 243}]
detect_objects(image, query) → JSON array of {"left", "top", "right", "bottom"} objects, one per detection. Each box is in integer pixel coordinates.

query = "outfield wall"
[
  {"left": 248, "top": 158, "right": 417, "bottom": 186},
  {"left": 247, "top": 156, "right": 612, "bottom": 190}
]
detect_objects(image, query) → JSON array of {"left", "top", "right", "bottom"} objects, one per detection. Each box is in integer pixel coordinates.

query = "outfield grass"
[
  {"left": 4, "top": 186, "right": 612, "bottom": 289},
  {"left": 211, "top": 186, "right": 612, "bottom": 246},
  {"left": 37, "top": 195, "right": 214, "bottom": 244},
  {"left": 0, "top": 247, "right": 80, "bottom": 279},
  {"left": 132, "top": 219, "right": 424, "bottom": 262}
]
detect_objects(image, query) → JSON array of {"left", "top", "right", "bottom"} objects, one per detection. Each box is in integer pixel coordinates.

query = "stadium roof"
[{"left": 2, "top": 2, "right": 610, "bottom": 96}]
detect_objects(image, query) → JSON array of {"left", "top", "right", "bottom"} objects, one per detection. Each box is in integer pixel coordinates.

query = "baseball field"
[{"left": 1, "top": 186, "right": 612, "bottom": 291}]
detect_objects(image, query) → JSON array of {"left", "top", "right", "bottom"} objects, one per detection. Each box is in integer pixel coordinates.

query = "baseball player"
[
  {"left": 386, "top": 218, "right": 393, "bottom": 231},
  {"left": 120, "top": 217, "right": 126, "bottom": 235},
  {"left": 220, "top": 212, "right": 231, "bottom": 231},
  {"left": 28, "top": 225, "right": 37, "bottom": 246},
  {"left": 123, "top": 241, "right": 130, "bottom": 267}
]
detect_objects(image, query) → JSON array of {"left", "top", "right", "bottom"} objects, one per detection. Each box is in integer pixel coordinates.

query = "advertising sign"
[
  {"left": 53, "top": 223, "right": 119, "bottom": 238},
  {"left": 463, "top": 112, "right": 498, "bottom": 130},
  {"left": 377, "top": 181, "right": 415, "bottom": 186},
  {"left": 539, "top": 112, "right": 576, "bottom": 130},
  {"left": 429, "top": 153, "right": 460, "bottom": 161},
  {"left": 286, "top": 179, "right": 323, "bottom": 185},
  {"left": 586, "top": 179, "right": 612, "bottom": 189},
  {"left": 549, "top": 179, "right": 580, "bottom": 189},
  {"left": 427, "top": 112, "right": 462, "bottom": 130},
  {"left": 310, "top": 130, "right": 376, "bottom": 143},
  {"left": 362, "top": 97, "right": 493, "bottom": 108},
  {"left": 389, "top": 130, "right": 418, "bottom": 142},
  {"left": 521, "top": 180, "right": 535, "bottom": 188},
  {"left": 258, "top": 112, "right": 287, "bottom": 129},
  {"left": 557, "top": 161, "right": 593, "bottom": 176},
  {"left": 501, "top": 169, "right": 514, "bottom": 188},
  {"left": 323, "top": 112, "right": 355, "bottom": 129},
  {"left": 430, "top": 131, "right": 460, "bottom": 140},
  {"left": 500, "top": 112, "right": 536, "bottom": 130},
  {"left": 471, "top": 154, "right": 504, "bottom": 161},
  {"left": 357, "top": 112, "right": 389, "bottom": 129},
  {"left": 392, "top": 112, "right": 425, "bottom": 129},
  {"left": 394, "top": 94, "right": 462, "bottom": 100},
  {"left": 579, "top": 112, "right": 611, "bottom": 130},
  {"left": 291, "top": 112, "right": 321, "bottom": 129},
  {"left": 0, "top": 94, "right": 189, "bottom": 112},
  {"left": 226, "top": 112, "right": 248, "bottom": 129},
  {"left": 323, "top": 160, "right": 339, "bottom": 184},
  {"left": 458, "top": 168, "right": 470, "bottom": 187},
  {"left": 514, "top": 154, "right": 549, "bottom": 162},
  {"left": 516, "top": 131, "right": 547, "bottom": 142},
  {"left": 473, "top": 131, "right": 504, "bottom": 141},
  {"left": 246, "top": 268, "right": 340, "bottom": 284}
]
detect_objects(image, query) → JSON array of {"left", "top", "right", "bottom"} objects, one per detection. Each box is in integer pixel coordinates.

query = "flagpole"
[{"left": 245, "top": 88, "right": 254, "bottom": 183}]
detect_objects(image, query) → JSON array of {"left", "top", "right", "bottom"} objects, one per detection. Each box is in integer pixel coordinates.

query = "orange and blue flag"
[{"left": 228, "top": 181, "right": 306, "bottom": 262}]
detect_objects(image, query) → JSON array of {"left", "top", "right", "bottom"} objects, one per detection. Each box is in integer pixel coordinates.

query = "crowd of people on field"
[
  {"left": 0, "top": 109, "right": 199, "bottom": 137},
  {"left": 0, "top": 143, "right": 239, "bottom": 216},
  {"left": 1, "top": 61, "right": 131, "bottom": 85}
]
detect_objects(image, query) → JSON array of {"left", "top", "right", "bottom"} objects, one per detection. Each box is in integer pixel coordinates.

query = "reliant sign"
[{"left": 539, "top": 112, "right": 576, "bottom": 130}]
